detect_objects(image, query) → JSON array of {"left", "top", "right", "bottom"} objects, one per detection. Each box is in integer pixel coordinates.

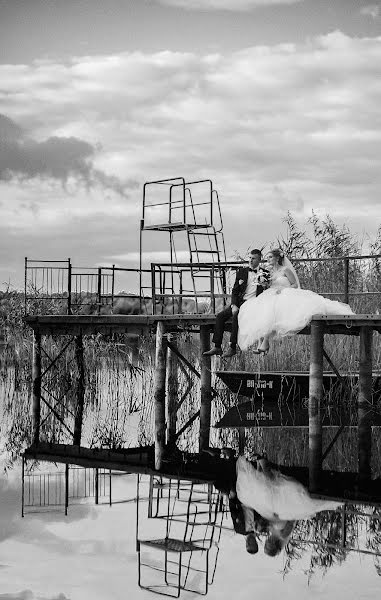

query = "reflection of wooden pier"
[
  {"left": 22, "top": 177, "right": 381, "bottom": 504},
  {"left": 25, "top": 312, "right": 381, "bottom": 502}
]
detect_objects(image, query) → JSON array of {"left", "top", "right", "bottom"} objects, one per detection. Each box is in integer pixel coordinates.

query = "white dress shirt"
[{"left": 243, "top": 269, "right": 259, "bottom": 302}]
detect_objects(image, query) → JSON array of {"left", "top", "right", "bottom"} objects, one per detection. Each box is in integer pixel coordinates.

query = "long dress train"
[
  {"left": 236, "top": 456, "right": 341, "bottom": 522},
  {"left": 238, "top": 268, "right": 354, "bottom": 351}
]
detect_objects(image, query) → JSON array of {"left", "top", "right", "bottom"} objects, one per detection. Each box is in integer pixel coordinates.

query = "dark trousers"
[{"left": 212, "top": 305, "right": 239, "bottom": 347}]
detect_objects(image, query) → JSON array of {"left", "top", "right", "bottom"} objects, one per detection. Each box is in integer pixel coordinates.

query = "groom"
[{"left": 203, "top": 248, "right": 269, "bottom": 358}]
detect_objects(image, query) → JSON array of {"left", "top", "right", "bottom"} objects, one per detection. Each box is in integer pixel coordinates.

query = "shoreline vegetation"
[
  {"left": 1, "top": 213, "right": 381, "bottom": 473},
  {"left": 1, "top": 214, "right": 381, "bottom": 580}
]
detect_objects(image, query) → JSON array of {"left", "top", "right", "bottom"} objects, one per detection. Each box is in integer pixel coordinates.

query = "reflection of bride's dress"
[
  {"left": 236, "top": 457, "right": 341, "bottom": 521},
  {"left": 238, "top": 267, "right": 354, "bottom": 350}
]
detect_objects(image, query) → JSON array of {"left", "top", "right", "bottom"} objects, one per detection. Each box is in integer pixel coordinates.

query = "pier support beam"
[
  {"left": 32, "top": 331, "right": 42, "bottom": 446},
  {"left": 199, "top": 325, "right": 212, "bottom": 452},
  {"left": 309, "top": 321, "right": 324, "bottom": 492},
  {"left": 73, "top": 334, "right": 85, "bottom": 446},
  {"left": 166, "top": 333, "right": 178, "bottom": 446},
  {"left": 64, "top": 463, "right": 69, "bottom": 516},
  {"left": 358, "top": 326, "right": 373, "bottom": 483},
  {"left": 154, "top": 321, "right": 167, "bottom": 469}
]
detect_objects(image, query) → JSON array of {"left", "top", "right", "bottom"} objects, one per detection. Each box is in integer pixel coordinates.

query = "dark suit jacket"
[{"left": 231, "top": 266, "right": 270, "bottom": 307}]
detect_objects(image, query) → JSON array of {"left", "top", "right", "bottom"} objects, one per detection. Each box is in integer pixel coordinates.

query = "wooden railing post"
[
  {"left": 97, "top": 267, "right": 102, "bottom": 315},
  {"left": 309, "top": 320, "right": 324, "bottom": 492},
  {"left": 154, "top": 321, "right": 167, "bottom": 469},
  {"left": 65, "top": 464, "right": 69, "bottom": 516},
  {"left": 67, "top": 258, "right": 72, "bottom": 315},
  {"left": 24, "top": 257, "right": 28, "bottom": 316},
  {"left": 111, "top": 264, "right": 115, "bottom": 311},
  {"left": 32, "top": 331, "right": 42, "bottom": 446},
  {"left": 199, "top": 325, "right": 212, "bottom": 452},
  {"left": 210, "top": 267, "right": 215, "bottom": 314},
  {"left": 358, "top": 326, "right": 373, "bottom": 482},
  {"left": 73, "top": 334, "right": 85, "bottom": 446},
  {"left": 95, "top": 468, "right": 99, "bottom": 505},
  {"left": 166, "top": 333, "right": 178, "bottom": 446},
  {"left": 343, "top": 257, "right": 349, "bottom": 304},
  {"left": 151, "top": 264, "right": 156, "bottom": 315},
  {"left": 178, "top": 270, "right": 183, "bottom": 315}
]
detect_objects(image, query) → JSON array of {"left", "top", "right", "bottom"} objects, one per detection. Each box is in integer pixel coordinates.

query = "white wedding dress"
[
  {"left": 238, "top": 265, "right": 354, "bottom": 350},
  {"left": 236, "top": 456, "right": 341, "bottom": 522}
]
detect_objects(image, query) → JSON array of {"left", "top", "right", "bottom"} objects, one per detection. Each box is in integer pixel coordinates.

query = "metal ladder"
[
  {"left": 185, "top": 190, "right": 227, "bottom": 313},
  {"left": 140, "top": 178, "right": 227, "bottom": 314}
]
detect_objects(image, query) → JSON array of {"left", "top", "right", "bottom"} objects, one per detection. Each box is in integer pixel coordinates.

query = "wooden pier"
[{"left": 24, "top": 312, "right": 381, "bottom": 501}]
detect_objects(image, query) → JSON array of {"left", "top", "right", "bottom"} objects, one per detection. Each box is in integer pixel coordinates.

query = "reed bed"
[
  {"left": 280, "top": 504, "right": 381, "bottom": 579},
  {"left": 1, "top": 214, "right": 381, "bottom": 473}
]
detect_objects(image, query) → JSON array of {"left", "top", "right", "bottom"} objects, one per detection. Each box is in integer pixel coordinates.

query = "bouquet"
[{"left": 257, "top": 270, "right": 271, "bottom": 288}]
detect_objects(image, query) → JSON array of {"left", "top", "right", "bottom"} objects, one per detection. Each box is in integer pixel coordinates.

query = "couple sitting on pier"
[{"left": 204, "top": 247, "right": 354, "bottom": 358}]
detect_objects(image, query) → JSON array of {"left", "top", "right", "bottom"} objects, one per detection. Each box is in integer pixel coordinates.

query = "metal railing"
[
  {"left": 150, "top": 254, "right": 381, "bottom": 314},
  {"left": 25, "top": 258, "right": 152, "bottom": 316},
  {"left": 142, "top": 178, "right": 215, "bottom": 230},
  {"left": 25, "top": 254, "right": 381, "bottom": 317}
]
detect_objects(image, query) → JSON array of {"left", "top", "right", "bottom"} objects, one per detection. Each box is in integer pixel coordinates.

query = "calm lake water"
[{"left": 0, "top": 359, "right": 380, "bottom": 598}]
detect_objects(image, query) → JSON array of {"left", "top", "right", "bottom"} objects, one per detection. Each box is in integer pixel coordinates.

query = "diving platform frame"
[{"left": 25, "top": 313, "right": 381, "bottom": 501}]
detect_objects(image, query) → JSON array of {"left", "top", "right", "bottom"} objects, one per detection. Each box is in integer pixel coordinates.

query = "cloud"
[
  {"left": 108, "top": 250, "right": 191, "bottom": 264},
  {"left": 0, "top": 593, "right": 70, "bottom": 600},
  {"left": 0, "top": 114, "right": 137, "bottom": 196},
  {"left": 0, "top": 593, "right": 33, "bottom": 600},
  {"left": 360, "top": 4, "right": 380, "bottom": 19},
  {"left": 1, "top": 31, "right": 381, "bottom": 286},
  {"left": 0, "top": 470, "right": 97, "bottom": 547},
  {"left": 152, "top": 0, "right": 303, "bottom": 10}
]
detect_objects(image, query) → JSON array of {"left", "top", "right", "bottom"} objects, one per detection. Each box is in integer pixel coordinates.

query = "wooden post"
[
  {"left": 358, "top": 326, "right": 373, "bottom": 482},
  {"left": 340, "top": 505, "right": 347, "bottom": 549},
  {"left": 32, "top": 331, "right": 42, "bottom": 446},
  {"left": 343, "top": 257, "right": 349, "bottom": 305},
  {"left": 154, "top": 321, "right": 167, "bottom": 469},
  {"left": 199, "top": 325, "right": 212, "bottom": 452},
  {"left": 166, "top": 333, "right": 178, "bottom": 446},
  {"left": 67, "top": 258, "right": 72, "bottom": 315},
  {"left": 73, "top": 334, "right": 85, "bottom": 446},
  {"left": 97, "top": 267, "right": 102, "bottom": 315},
  {"left": 95, "top": 468, "right": 99, "bottom": 505},
  {"left": 64, "top": 463, "right": 69, "bottom": 516},
  {"left": 238, "top": 428, "right": 246, "bottom": 454},
  {"left": 309, "top": 320, "right": 324, "bottom": 492},
  {"left": 21, "top": 455, "right": 25, "bottom": 518},
  {"left": 237, "top": 394, "right": 246, "bottom": 453}
]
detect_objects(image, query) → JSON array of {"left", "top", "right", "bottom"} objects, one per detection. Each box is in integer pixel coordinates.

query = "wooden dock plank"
[{"left": 24, "top": 313, "right": 381, "bottom": 336}]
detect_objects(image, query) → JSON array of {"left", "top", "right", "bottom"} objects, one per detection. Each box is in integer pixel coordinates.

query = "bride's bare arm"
[{"left": 284, "top": 267, "right": 298, "bottom": 288}]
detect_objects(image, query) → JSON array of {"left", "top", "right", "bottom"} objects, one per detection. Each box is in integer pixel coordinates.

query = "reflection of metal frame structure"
[
  {"left": 136, "top": 474, "right": 226, "bottom": 597},
  {"left": 21, "top": 459, "right": 112, "bottom": 516}
]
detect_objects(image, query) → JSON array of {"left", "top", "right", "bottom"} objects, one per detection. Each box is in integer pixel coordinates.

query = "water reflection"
[
  {"left": 233, "top": 455, "right": 341, "bottom": 556},
  {"left": 217, "top": 454, "right": 381, "bottom": 578},
  {"left": 133, "top": 453, "right": 381, "bottom": 597}
]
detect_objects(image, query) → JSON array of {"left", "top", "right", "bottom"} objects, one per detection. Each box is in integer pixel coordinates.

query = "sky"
[{"left": 1, "top": 0, "right": 381, "bottom": 288}]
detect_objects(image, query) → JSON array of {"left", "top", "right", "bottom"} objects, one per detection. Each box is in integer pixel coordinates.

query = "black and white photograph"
[{"left": 1, "top": 1, "right": 381, "bottom": 599}]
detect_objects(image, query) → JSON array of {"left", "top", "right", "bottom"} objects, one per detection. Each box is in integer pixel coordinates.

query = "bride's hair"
[{"left": 270, "top": 248, "right": 285, "bottom": 266}]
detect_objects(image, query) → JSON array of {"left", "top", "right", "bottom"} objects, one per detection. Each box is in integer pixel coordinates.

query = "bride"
[{"left": 237, "top": 248, "right": 354, "bottom": 354}]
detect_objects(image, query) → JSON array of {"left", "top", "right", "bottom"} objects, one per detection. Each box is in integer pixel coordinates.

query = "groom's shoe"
[
  {"left": 203, "top": 346, "right": 223, "bottom": 356},
  {"left": 223, "top": 346, "right": 237, "bottom": 358}
]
